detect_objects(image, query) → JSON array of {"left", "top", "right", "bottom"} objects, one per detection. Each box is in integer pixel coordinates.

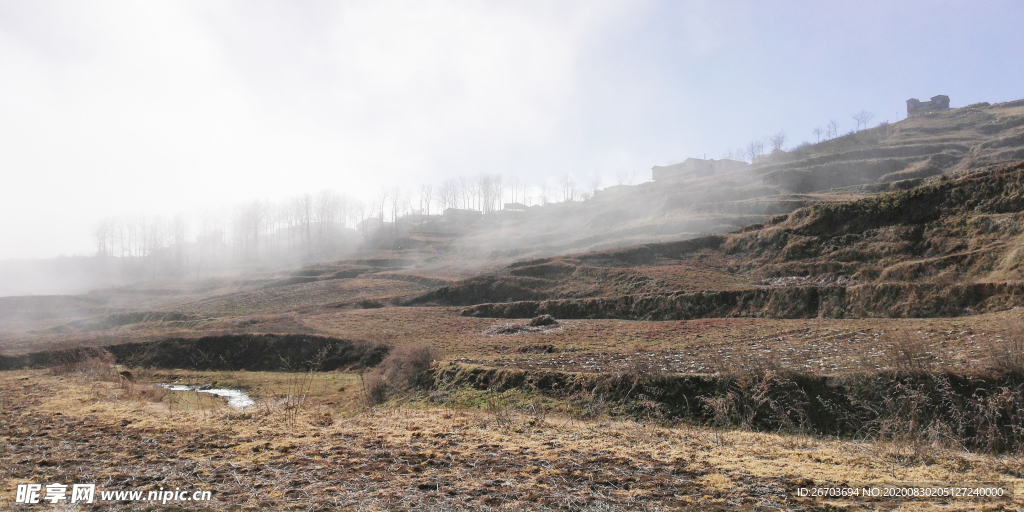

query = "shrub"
[
  {"left": 987, "top": 316, "right": 1024, "bottom": 375},
  {"left": 529, "top": 314, "right": 558, "bottom": 327},
  {"left": 881, "top": 331, "right": 938, "bottom": 372},
  {"left": 49, "top": 348, "right": 118, "bottom": 380},
  {"left": 362, "top": 372, "right": 388, "bottom": 406},
  {"left": 380, "top": 345, "right": 433, "bottom": 389},
  {"left": 361, "top": 345, "right": 433, "bottom": 406}
]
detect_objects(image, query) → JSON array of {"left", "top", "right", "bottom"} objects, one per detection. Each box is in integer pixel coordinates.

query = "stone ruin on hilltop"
[{"left": 907, "top": 95, "right": 950, "bottom": 117}]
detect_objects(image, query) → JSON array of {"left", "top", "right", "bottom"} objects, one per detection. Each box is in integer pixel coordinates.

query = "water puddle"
[{"left": 158, "top": 384, "right": 255, "bottom": 408}]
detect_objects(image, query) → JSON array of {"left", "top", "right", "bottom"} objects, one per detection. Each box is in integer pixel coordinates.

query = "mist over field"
[{"left": 3, "top": 1, "right": 1023, "bottom": 282}]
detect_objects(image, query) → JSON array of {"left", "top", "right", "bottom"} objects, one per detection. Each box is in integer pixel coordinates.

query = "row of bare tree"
[
  {"left": 722, "top": 130, "right": 787, "bottom": 163},
  {"left": 92, "top": 190, "right": 357, "bottom": 275},
  {"left": 723, "top": 109, "right": 877, "bottom": 163},
  {"left": 91, "top": 170, "right": 623, "bottom": 272},
  {"left": 811, "top": 111, "right": 876, "bottom": 143}
]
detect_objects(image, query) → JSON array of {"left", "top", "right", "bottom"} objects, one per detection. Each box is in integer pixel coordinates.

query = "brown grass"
[
  {"left": 985, "top": 315, "right": 1024, "bottom": 374},
  {"left": 2, "top": 369, "right": 1022, "bottom": 511}
]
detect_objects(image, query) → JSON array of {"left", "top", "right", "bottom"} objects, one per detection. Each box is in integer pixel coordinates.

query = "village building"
[
  {"left": 907, "top": 95, "right": 950, "bottom": 117},
  {"left": 651, "top": 157, "right": 747, "bottom": 181}
]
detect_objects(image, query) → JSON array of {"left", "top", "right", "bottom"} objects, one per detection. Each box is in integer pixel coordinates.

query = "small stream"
[{"left": 158, "top": 384, "right": 255, "bottom": 408}]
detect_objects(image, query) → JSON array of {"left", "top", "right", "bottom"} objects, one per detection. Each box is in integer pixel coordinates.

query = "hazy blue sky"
[{"left": 2, "top": 0, "right": 1022, "bottom": 258}]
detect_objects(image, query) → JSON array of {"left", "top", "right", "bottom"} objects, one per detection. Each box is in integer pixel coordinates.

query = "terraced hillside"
[
  {"left": 6, "top": 100, "right": 1024, "bottom": 354},
  {"left": 416, "top": 160, "right": 1024, "bottom": 320},
  {"left": 753, "top": 100, "right": 1024, "bottom": 192},
  {"left": 435, "top": 99, "right": 1024, "bottom": 261}
]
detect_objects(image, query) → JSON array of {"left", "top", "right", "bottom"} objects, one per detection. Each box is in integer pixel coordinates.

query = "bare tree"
[
  {"left": 827, "top": 119, "right": 839, "bottom": 140},
  {"left": 745, "top": 139, "right": 765, "bottom": 162},
  {"left": 769, "top": 131, "right": 787, "bottom": 152},
  {"left": 458, "top": 176, "right": 472, "bottom": 210},
  {"left": 235, "top": 200, "right": 269, "bottom": 261},
  {"left": 352, "top": 200, "right": 368, "bottom": 239},
  {"left": 812, "top": 127, "right": 823, "bottom": 143},
  {"left": 493, "top": 174, "right": 503, "bottom": 211},
  {"left": 478, "top": 174, "right": 504, "bottom": 213},
  {"left": 314, "top": 190, "right": 341, "bottom": 251},
  {"left": 615, "top": 170, "right": 636, "bottom": 185},
  {"left": 476, "top": 175, "right": 489, "bottom": 212},
  {"left": 509, "top": 175, "right": 529, "bottom": 205},
  {"left": 437, "top": 179, "right": 456, "bottom": 211},
  {"left": 418, "top": 184, "right": 433, "bottom": 217},
  {"left": 338, "top": 193, "right": 351, "bottom": 229},
  {"left": 292, "top": 193, "right": 314, "bottom": 252},
  {"left": 374, "top": 187, "right": 389, "bottom": 236},
  {"left": 589, "top": 175, "right": 601, "bottom": 198},
  {"left": 93, "top": 218, "right": 114, "bottom": 256},
  {"left": 171, "top": 211, "right": 188, "bottom": 268},
  {"left": 560, "top": 172, "right": 576, "bottom": 202},
  {"left": 852, "top": 110, "right": 875, "bottom": 131},
  {"left": 387, "top": 186, "right": 402, "bottom": 235}
]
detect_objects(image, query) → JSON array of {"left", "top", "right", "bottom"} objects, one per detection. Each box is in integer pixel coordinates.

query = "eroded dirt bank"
[{"left": 0, "top": 334, "right": 388, "bottom": 372}]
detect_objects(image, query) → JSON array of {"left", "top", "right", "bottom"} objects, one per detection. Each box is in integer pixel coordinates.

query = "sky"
[{"left": 1, "top": 0, "right": 1022, "bottom": 259}]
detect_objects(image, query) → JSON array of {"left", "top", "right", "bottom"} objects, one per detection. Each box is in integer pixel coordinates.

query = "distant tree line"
[{"left": 90, "top": 171, "right": 613, "bottom": 274}]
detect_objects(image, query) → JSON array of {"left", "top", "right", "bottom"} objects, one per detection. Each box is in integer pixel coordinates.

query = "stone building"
[{"left": 907, "top": 95, "right": 950, "bottom": 117}]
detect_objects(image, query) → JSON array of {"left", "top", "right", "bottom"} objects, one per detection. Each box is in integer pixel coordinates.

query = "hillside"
[
  {"left": 415, "top": 160, "right": 1024, "bottom": 320},
  {"left": 423, "top": 99, "right": 1024, "bottom": 263},
  {"left": 5, "top": 100, "right": 1024, "bottom": 351}
]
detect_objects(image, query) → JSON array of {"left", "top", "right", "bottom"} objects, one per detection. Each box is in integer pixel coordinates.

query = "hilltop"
[{"left": 419, "top": 98, "right": 1024, "bottom": 263}]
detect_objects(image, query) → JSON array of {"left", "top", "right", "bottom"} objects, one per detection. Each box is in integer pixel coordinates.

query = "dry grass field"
[{"left": 3, "top": 369, "right": 1023, "bottom": 511}]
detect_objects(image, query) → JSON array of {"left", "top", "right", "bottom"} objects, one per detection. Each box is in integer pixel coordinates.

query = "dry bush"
[
  {"left": 484, "top": 390, "right": 516, "bottom": 425},
  {"left": 46, "top": 348, "right": 173, "bottom": 404},
  {"left": 282, "top": 349, "right": 331, "bottom": 424},
  {"left": 129, "top": 383, "right": 170, "bottom": 402},
  {"left": 110, "top": 371, "right": 171, "bottom": 403},
  {"left": 48, "top": 347, "right": 118, "bottom": 380},
  {"left": 987, "top": 316, "right": 1024, "bottom": 374},
  {"left": 361, "top": 345, "right": 433, "bottom": 406},
  {"left": 880, "top": 331, "right": 938, "bottom": 372},
  {"left": 528, "top": 314, "right": 558, "bottom": 327},
  {"left": 252, "top": 397, "right": 281, "bottom": 418},
  {"left": 362, "top": 372, "right": 389, "bottom": 406},
  {"left": 306, "top": 405, "right": 334, "bottom": 427},
  {"left": 841, "top": 370, "right": 1024, "bottom": 454},
  {"left": 989, "top": 338, "right": 1024, "bottom": 374},
  {"left": 380, "top": 345, "right": 434, "bottom": 389},
  {"left": 707, "top": 369, "right": 811, "bottom": 434}
]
